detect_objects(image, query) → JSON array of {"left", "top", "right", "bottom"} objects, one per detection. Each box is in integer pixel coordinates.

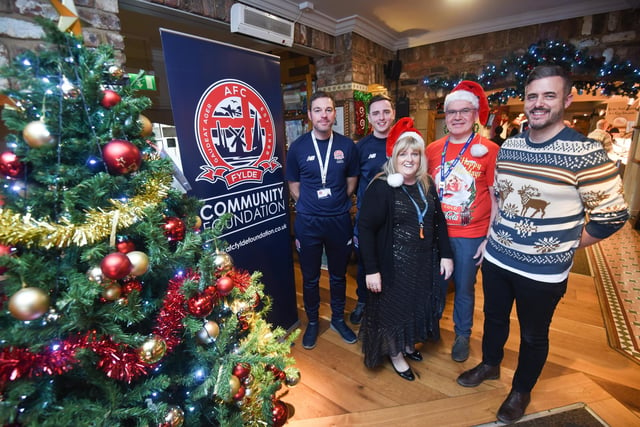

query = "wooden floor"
[{"left": 281, "top": 257, "right": 640, "bottom": 426}]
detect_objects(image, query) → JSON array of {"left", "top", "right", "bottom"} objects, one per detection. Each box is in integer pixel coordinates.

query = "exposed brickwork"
[
  {"left": 0, "top": 0, "right": 122, "bottom": 76},
  {"left": 398, "top": 11, "right": 640, "bottom": 116}
]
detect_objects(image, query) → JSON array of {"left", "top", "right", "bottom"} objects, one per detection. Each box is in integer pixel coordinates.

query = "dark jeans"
[
  {"left": 481, "top": 260, "right": 567, "bottom": 392},
  {"left": 295, "top": 212, "right": 353, "bottom": 323}
]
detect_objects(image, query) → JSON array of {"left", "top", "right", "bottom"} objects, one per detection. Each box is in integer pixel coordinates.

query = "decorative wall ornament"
[{"left": 422, "top": 40, "right": 640, "bottom": 104}]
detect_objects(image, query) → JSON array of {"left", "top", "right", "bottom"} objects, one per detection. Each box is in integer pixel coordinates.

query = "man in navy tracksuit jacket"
[{"left": 286, "top": 91, "right": 359, "bottom": 350}]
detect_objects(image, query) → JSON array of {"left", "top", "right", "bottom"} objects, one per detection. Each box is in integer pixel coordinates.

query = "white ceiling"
[{"left": 242, "top": 0, "right": 637, "bottom": 50}]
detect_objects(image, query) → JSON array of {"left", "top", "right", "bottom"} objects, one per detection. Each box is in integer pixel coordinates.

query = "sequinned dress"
[{"left": 358, "top": 177, "right": 452, "bottom": 368}]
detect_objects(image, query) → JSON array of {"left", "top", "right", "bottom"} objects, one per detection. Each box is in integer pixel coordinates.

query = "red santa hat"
[
  {"left": 386, "top": 117, "right": 424, "bottom": 157},
  {"left": 444, "top": 80, "right": 490, "bottom": 126}
]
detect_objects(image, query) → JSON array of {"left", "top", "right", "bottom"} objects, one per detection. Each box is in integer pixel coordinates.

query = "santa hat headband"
[
  {"left": 386, "top": 117, "right": 424, "bottom": 157},
  {"left": 444, "top": 80, "right": 490, "bottom": 126}
]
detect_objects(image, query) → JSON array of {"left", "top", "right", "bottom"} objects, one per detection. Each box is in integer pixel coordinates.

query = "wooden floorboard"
[{"left": 283, "top": 256, "right": 640, "bottom": 426}]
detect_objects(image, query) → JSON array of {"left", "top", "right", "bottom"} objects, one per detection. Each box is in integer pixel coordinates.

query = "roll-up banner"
[{"left": 160, "top": 29, "right": 298, "bottom": 330}]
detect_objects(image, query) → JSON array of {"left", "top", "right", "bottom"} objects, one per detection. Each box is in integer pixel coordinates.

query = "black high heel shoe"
[
  {"left": 403, "top": 349, "right": 423, "bottom": 361},
  {"left": 389, "top": 357, "right": 415, "bottom": 381}
]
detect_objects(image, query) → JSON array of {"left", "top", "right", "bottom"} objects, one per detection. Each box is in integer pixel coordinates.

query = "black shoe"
[
  {"left": 389, "top": 357, "right": 415, "bottom": 381},
  {"left": 456, "top": 362, "right": 500, "bottom": 387},
  {"left": 403, "top": 350, "right": 423, "bottom": 361},
  {"left": 302, "top": 322, "right": 319, "bottom": 350},
  {"left": 349, "top": 302, "right": 365, "bottom": 325},
  {"left": 497, "top": 390, "right": 531, "bottom": 424},
  {"left": 330, "top": 319, "right": 357, "bottom": 344}
]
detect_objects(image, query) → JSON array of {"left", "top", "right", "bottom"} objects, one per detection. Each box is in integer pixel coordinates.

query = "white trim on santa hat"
[{"left": 444, "top": 90, "right": 479, "bottom": 110}]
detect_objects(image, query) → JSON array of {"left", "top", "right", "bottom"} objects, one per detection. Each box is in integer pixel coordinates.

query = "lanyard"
[
  {"left": 311, "top": 131, "right": 333, "bottom": 187},
  {"left": 439, "top": 133, "right": 475, "bottom": 199},
  {"left": 402, "top": 184, "right": 428, "bottom": 239}
]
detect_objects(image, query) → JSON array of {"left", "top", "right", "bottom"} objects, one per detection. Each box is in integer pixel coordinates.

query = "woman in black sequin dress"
[{"left": 358, "top": 118, "right": 453, "bottom": 381}]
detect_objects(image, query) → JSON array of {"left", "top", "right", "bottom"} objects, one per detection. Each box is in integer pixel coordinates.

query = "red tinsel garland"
[{"left": 0, "top": 269, "right": 242, "bottom": 385}]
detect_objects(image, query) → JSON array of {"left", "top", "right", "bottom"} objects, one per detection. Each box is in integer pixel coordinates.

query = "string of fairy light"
[{"left": 421, "top": 40, "right": 640, "bottom": 104}]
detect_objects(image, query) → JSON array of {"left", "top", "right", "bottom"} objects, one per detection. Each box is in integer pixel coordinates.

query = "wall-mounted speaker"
[{"left": 384, "top": 59, "right": 402, "bottom": 81}]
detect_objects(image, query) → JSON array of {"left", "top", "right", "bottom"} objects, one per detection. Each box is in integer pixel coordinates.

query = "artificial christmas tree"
[{"left": 0, "top": 19, "right": 298, "bottom": 426}]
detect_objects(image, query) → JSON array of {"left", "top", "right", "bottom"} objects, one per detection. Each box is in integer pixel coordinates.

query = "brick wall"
[
  {"left": 0, "top": 0, "right": 122, "bottom": 76},
  {"left": 397, "top": 10, "right": 640, "bottom": 116}
]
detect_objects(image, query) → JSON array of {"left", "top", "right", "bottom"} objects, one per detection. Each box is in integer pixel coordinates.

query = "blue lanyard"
[
  {"left": 439, "top": 133, "right": 475, "bottom": 200},
  {"left": 402, "top": 184, "right": 428, "bottom": 239}
]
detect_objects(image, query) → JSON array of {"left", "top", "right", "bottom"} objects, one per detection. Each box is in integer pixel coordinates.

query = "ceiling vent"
[{"left": 230, "top": 3, "right": 294, "bottom": 47}]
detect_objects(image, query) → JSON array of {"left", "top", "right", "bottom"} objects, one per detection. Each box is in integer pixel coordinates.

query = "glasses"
[{"left": 445, "top": 108, "right": 476, "bottom": 117}]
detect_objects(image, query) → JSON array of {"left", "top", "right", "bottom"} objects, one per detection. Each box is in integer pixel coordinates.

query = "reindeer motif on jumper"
[{"left": 517, "top": 184, "right": 550, "bottom": 218}]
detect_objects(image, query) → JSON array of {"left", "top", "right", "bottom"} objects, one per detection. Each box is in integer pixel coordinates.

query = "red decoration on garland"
[
  {"left": 215, "top": 275, "right": 234, "bottom": 297},
  {"left": 354, "top": 99, "right": 367, "bottom": 136},
  {"left": 162, "top": 217, "right": 186, "bottom": 242},
  {"left": 272, "top": 399, "right": 289, "bottom": 427},
  {"left": 100, "top": 252, "right": 133, "bottom": 280},
  {"left": 233, "top": 363, "right": 251, "bottom": 382},
  {"left": 0, "top": 151, "right": 25, "bottom": 178},
  {"left": 121, "top": 278, "right": 143, "bottom": 296},
  {"left": 102, "top": 139, "right": 142, "bottom": 175},
  {"left": 187, "top": 293, "right": 214, "bottom": 318},
  {"left": 100, "top": 89, "right": 121, "bottom": 108},
  {"left": 0, "top": 244, "right": 13, "bottom": 274},
  {"left": 227, "top": 269, "right": 251, "bottom": 293},
  {"left": 116, "top": 238, "right": 136, "bottom": 254}
]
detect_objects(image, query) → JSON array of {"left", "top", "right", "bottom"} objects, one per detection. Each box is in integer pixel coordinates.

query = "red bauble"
[
  {"left": 232, "top": 363, "right": 251, "bottom": 380},
  {"left": 116, "top": 238, "right": 136, "bottom": 254},
  {"left": 162, "top": 217, "right": 186, "bottom": 242},
  {"left": 272, "top": 400, "right": 289, "bottom": 427},
  {"left": 216, "top": 275, "right": 234, "bottom": 296},
  {"left": 233, "top": 385, "right": 246, "bottom": 401},
  {"left": 102, "top": 139, "right": 142, "bottom": 175},
  {"left": 100, "top": 252, "right": 133, "bottom": 280},
  {"left": 0, "top": 151, "right": 25, "bottom": 178},
  {"left": 101, "top": 89, "right": 121, "bottom": 108},
  {"left": 0, "top": 244, "right": 13, "bottom": 274},
  {"left": 187, "top": 293, "right": 214, "bottom": 317}
]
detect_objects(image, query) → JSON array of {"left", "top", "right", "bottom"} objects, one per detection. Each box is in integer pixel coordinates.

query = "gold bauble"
[
  {"left": 87, "top": 266, "right": 104, "bottom": 283},
  {"left": 193, "top": 216, "right": 202, "bottom": 230},
  {"left": 285, "top": 370, "right": 301, "bottom": 387},
  {"left": 137, "top": 335, "right": 167, "bottom": 364},
  {"left": 212, "top": 251, "right": 233, "bottom": 275},
  {"left": 229, "top": 299, "right": 250, "bottom": 314},
  {"left": 102, "top": 283, "right": 122, "bottom": 301},
  {"left": 23, "top": 120, "right": 54, "bottom": 148},
  {"left": 195, "top": 320, "right": 220, "bottom": 344},
  {"left": 229, "top": 374, "right": 241, "bottom": 396},
  {"left": 138, "top": 115, "right": 153, "bottom": 137},
  {"left": 8, "top": 287, "right": 50, "bottom": 321},
  {"left": 108, "top": 65, "right": 124, "bottom": 79},
  {"left": 164, "top": 406, "right": 185, "bottom": 427},
  {"left": 125, "top": 250, "right": 149, "bottom": 276}
]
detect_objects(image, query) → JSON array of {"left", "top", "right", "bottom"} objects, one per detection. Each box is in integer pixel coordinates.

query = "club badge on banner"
[{"left": 160, "top": 29, "right": 298, "bottom": 330}]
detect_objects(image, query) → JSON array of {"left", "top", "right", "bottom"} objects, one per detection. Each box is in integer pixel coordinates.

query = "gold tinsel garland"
[{"left": 0, "top": 172, "right": 173, "bottom": 249}]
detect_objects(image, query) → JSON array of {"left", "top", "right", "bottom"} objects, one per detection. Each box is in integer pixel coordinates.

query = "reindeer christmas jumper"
[{"left": 484, "top": 126, "right": 628, "bottom": 282}]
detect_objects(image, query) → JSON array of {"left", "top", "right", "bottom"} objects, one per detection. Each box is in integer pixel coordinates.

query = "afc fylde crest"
[{"left": 194, "top": 79, "right": 281, "bottom": 188}]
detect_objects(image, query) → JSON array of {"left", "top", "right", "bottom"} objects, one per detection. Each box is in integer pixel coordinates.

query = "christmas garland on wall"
[{"left": 422, "top": 39, "right": 640, "bottom": 104}]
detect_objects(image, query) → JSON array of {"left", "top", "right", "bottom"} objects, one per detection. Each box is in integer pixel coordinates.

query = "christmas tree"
[{"left": 0, "top": 19, "right": 298, "bottom": 427}]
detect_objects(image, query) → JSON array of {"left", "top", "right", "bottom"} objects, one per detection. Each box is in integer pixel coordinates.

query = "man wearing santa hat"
[{"left": 426, "top": 81, "right": 499, "bottom": 363}]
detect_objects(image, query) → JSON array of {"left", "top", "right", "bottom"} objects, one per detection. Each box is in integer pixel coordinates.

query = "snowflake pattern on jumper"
[{"left": 485, "top": 127, "right": 629, "bottom": 281}]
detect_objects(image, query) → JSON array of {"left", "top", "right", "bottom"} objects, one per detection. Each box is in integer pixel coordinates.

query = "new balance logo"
[
  {"left": 306, "top": 155, "right": 316, "bottom": 161},
  {"left": 368, "top": 153, "right": 377, "bottom": 159}
]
